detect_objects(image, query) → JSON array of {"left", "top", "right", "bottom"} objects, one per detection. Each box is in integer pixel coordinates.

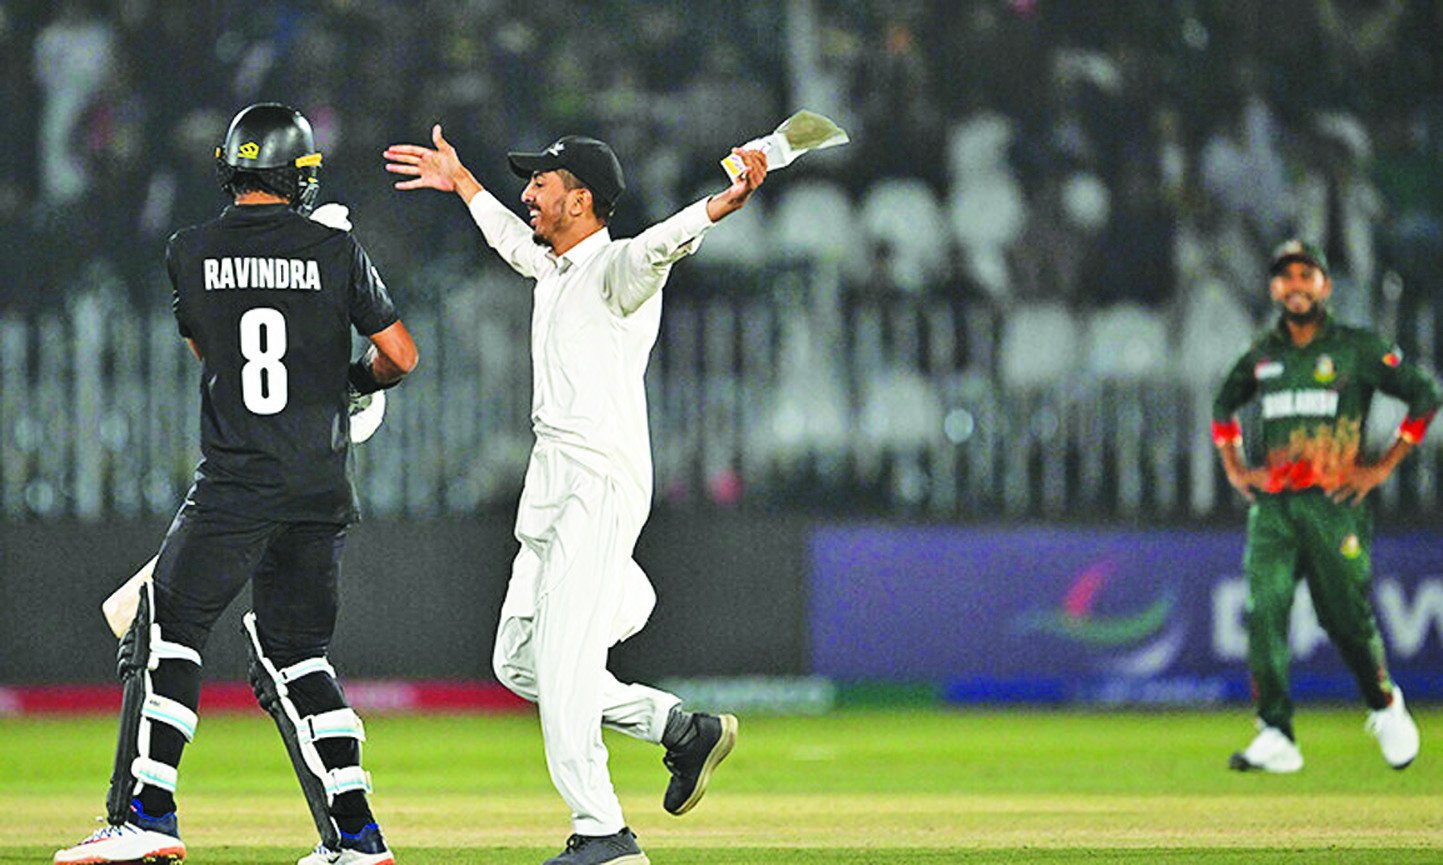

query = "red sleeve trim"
[
  {"left": 1398, "top": 412, "right": 1435, "bottom": 444},
  {"left": 1211, "top": 418, "right": 1242, "bottom": 447}
]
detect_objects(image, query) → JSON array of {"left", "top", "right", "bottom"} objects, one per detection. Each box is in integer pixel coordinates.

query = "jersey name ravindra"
[
  {"left": 203, "top": 257, "right": 323, "bottom": 291},
  {"left": 168, "top": 203, "right": 397, "bottom": 523}
]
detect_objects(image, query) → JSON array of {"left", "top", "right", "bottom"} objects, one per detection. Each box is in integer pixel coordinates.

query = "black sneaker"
[
  {"left": 663, "top": 712, "right": 738, "bottom": 815},
  {"left": 541, "top": 827, "right": 649, "bottom": 865}
]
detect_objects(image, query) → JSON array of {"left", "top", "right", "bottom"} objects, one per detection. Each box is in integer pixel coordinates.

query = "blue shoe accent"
[
  {"left": 338, "top": 822, "right": 387, "bottom": 854},
  {"left": 130, "top": 798, "right": 180, "bottom": 838}
]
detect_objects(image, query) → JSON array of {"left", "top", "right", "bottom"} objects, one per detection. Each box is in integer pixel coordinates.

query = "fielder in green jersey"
[{"left": 1212, "top": 239, "right": 1441, "bottom": 774}]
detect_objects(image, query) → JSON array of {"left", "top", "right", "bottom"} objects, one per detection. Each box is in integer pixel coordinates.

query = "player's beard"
[
  {"left": 1282, "top": 300, "right": 1325, "bottom": 326},
  {"left": 530, "top": 213, "right": 558, "bottom": 250}
]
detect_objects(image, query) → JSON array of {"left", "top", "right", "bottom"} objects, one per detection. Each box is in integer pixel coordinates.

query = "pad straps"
[
  {"left": 243, "top": 612, "right": 369, "bottom": 799},
  {"left": 279, "top": 656, "right": 337, "bottom": 684},
  {"left": 130, "top": 756, "right": 178, "bottom": 793},
  {"left": 150, "top": 630, "right": 203, "bottom": 668},
  {"left": 302, "top": 708, "right": 366, "bottom": 744},
  {"left": 325, "top": 766, "right": 373, "bottom": 797},
  {"left": 142, "top": 693, "right": 198, "bottom": 742}
]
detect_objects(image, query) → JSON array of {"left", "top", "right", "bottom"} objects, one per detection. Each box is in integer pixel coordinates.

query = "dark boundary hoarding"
[{"left": 1, "top": 512, "right": 809, "bottom": 684}]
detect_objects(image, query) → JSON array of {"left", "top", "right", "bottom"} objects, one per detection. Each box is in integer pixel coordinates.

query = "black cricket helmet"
[{"left": 215, "top": 102, "right": 322, "bottom": 213}]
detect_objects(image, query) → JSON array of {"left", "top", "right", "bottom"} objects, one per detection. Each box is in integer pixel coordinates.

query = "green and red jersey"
[{"left": 1212, "top": 314, "right": 1442, "bottom": 494}]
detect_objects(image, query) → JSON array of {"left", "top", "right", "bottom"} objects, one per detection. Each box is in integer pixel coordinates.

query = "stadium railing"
[{"left": 0, "top": 264, "right": 1437, "bottom": 522}]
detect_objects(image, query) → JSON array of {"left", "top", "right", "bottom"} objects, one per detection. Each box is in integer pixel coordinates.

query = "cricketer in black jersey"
[
  {"left": 167, "top": 202, "right": 397, "bottom": 523},
  {"left": 55, "top": 103, "right": 414, "bottom": 865}
]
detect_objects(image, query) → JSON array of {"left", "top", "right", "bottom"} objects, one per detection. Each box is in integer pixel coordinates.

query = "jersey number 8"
[{"left": 239, "top": 307, "right": 288, "bottom": 415}]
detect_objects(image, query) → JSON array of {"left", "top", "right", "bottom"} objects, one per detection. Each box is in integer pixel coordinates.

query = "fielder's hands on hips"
[
  {"left": 706, "top": 148, "right": 767, "bottom": 222},
  {"left": 1330, "top": 462, "right": 1392, "bottom": 506},
  {"left": 1223, "top": 466, "right": 1269, "bottom": 502},
  {"left": 384, "top": 124, "right": 484, "bottom": 201}
]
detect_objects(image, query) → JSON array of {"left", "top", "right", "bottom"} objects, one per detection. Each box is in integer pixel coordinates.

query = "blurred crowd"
[
  {"left": 4, "top": 0, "right": 1443, "bottom": 348},
  {"left": 5, "top": 0, "right": 1443, "bottom": 519}
]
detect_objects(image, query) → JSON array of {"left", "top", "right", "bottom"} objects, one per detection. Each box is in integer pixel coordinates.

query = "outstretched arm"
[
  {"left": 602, "top": 148, "right": 769, "bottom": 316},
  {"left": 706, "top": 148, "right": 768, "bottom": 222},
  {"left": 384, "top": 124, "right": 483, "bottom": 203},
  {"left": 385, "top": 124, "right": 544, "bottom": 278}
]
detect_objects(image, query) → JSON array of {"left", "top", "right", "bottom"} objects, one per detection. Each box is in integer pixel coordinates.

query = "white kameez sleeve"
[
  {"left": 466, "top": 188, "right": 551, "bottom": 279},
  {"left": 605, "top": 197, "right": 716, "bottom": 316}
]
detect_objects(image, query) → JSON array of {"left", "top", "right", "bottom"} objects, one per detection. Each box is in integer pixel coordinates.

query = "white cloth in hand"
[
  {"left": 348, "top": 389, "right": 386, "bottom": 443},
  {"left": 309, "top": 202, "right": 352, "bottom": 231}
]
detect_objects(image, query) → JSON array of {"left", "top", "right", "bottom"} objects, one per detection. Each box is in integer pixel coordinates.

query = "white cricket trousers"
[{"left": 492, "top": 445, "right": 680, "bottom": 836}]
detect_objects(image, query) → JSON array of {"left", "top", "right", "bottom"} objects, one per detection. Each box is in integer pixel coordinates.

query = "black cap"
[
  {"left": 508, "top": 135, "right": 625, "bottom": 204},
  {"left": 1269, "top": 239, "right": 1328, "bottom": 276}
]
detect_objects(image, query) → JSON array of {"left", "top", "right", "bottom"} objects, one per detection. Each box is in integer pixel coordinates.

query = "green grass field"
[{"left": 3, "top": 707, "right": 1441, "bottom": 863}]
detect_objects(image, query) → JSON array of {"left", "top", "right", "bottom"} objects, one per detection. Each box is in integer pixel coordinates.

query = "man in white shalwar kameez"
[{"left": 385, "top": 127, "right": 766, "bottom": 865}]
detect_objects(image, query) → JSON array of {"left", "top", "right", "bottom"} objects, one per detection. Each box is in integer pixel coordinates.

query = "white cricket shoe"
[
  {"left": 1228, "top": 722, "right": 1304, "bottom": 773},
  {"left": 1366, "top": 687, "right": 1420, "bottom": 770},
  {"left": 297, "top": 846, "right": 395, "bottom": 865},
  {"left": 53, "top": 821, "right": 185, "bottom": 864},
  {"left": 296, "top": 823, "right": 394, "bottom": 865}
]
